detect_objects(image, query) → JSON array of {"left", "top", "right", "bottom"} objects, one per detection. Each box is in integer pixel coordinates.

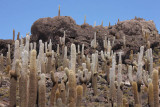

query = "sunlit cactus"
[
  {"left": 59, "top": 81, "right": 66, "bottom": 104},
  {"left": 50, "top": 71, "right": 58, "bottom": 106},
  {"left": 128, "top": 65, "right": 133, "bottom": 84},
  {"left": 91, "top": 53, "right": 98, "bottom": 96},
  {"left": 19, "top": 50, "right": 29, "bottom": 107},
  {"left": 70, "top": 43, "right": 76, "bottom": 72},
  {"left": 38, "top": 73, "right": 46, "bottom": 107},
  {"left": 28, "top": 50, "right": 37, "bottom": 107},
  {"left": 0, "top": 54, "right": 4, "bottom": 72},
  {"left": 13, "top": 29, "right": 15, "bottom": 42},
  {"left": 84, "top": 15, "right": 86, "bottom": 24},
  {"left": 9, "top": 59, "right": 21, "bottom": 107},
  {"left": 58, "top": 5, "right": 60, "bottom": 16},
  {"left": 152, "top": 70, "right": 159, "bottom": 107},
  {"left": 132, "top": 82, "right": 140, "bottom": 105},
  {"left": 148, "top": 82, "right": 154, "bottom": 107},
  {"left": 76, "top": 85, "right": 83, "bottom": 107},
  {"left": 91, "top": 32, "right": 98, "bottom": 50},
  {"left": 46, "top": 52, "right": 52, "bottom": 73},
  {"left": 69, "top": 70, "right": 77, "bottom": 107}
]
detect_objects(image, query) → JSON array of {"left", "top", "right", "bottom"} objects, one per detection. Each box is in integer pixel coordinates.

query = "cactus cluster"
[{"left": 0, "top": 26, "right": 159, "bottom": 107}]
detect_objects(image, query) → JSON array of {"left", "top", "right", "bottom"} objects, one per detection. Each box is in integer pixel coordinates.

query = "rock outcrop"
[{"left": 30, "top": 16, "right": 159, "bottom": 63}]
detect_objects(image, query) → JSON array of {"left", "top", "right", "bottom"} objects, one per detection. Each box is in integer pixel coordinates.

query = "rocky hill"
[{"left": 30, "top": 16, "right": 160, "bottom": 63}]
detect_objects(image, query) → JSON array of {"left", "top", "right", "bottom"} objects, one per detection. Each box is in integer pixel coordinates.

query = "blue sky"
[{"left": 0, "top": 0, "right": 159, "bottom": 39}]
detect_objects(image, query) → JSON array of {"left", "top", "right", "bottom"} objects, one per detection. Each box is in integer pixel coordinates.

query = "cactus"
[
  {"left": 13, "top": 29, "right": 15, "bottom": 42},
  {"left": 128, "top": 65, "right": 133, "bottom": 84},
  {"left": 59, "top": 81, "right": 66, "bottom": 104},
  {"left": 17, "top": 32, "right": 20, "bottom": 40},
  {"left": 38, "top": 73, "right": 46, "bottom": 107},
  {"left": 46, "top": 52, "right": 52, "bottom": 73},
  {"left": 129, "top": 50, "right": 133, "bottom": 62},
  {"left": 57, "top": 98, "right": 63, "bottom": 107},
  {"left": 118, "top": 18, "right": 120, "bottom": 22},
  {"left": 86, "top": 56, "right": 91, "bottom": 72},
  {"left": 123, "top": 35, "right": 126, "bottom": 48},
  {"left": 109, "top": 67, "right": 116, "bottom": 106},
  {"left": 109, "top": 22, "right": 111, "bottom": 27},
  {"left": 58, "top": 5, "right": 60, "bottom": 16},
  {"left": 63, "top": 46, "right": 68, "bottom": 68},
  {"left": 79, "top": 65, "right": 91, "bottom": 97},
  {"left": 50, "top": 71, "right": 58, "bottom": 106},
  {"left": 19, "top": 51, "right": 29, "bottom": 107},
  {"left": 132, "top": 82, "right": 140, "bottom": 105},
  {"left": 76, "top": 85, "right": 83, "bottom": 107},
  {"left": 94, "top": 21, "right": 96, "bottom": 27},
  {"left": 91, "top": 32, "right": 97, "bottom": 50},
  {"left": 33, "top": 42, "right": 36, "bottom": 50},
  {"left": 12, "top": 40, "right": 20, "bottom": 71},
  {"left": 152, "top": 70, "right": 159, "bottom": 107},
  {"left": 55, "top": 89, "right": 60, "bottom": 103},
  {"left": 9, "top": 59, "right": 21, "bottom": 107},
  {"left": 81, "top": 44, "right": 84, "bottom": 58},
  {"left": 48, "top": 39, "right": 52, "bottom": 52},
  {"left": 84, "top": 15, "right": 86, "bottom": 24},
  {"left": 68, "top": 70, "right": 77, "bottom": 107},
  {"left": 70, "top": 44, "right": 76, "bottom": 72},
  {"left": 101, "top": 20, "right": 103, "bottom": 26},
  {"left": 117, "top": 64, "right": 123, "bottom": 107},
  {"left": 9, "top": 70, "right": 17, "bottom": 107},
  {"left": 28, "top": 50, "right": 37, "bottom": 107},
  {"left": 0, "top": 54, "right": 4, "bottom": 72},
  {"left": 147, "top": 41, "right": 150, "bottom": 49},
  {"left": 148, "top": 82, "right": 154, "bottom": 107},
  {"left": 91, "top": 54, "right": 98, "bottom": 96},
  {"left": 7, "top": 44, "right": 11, "bottom": 66}
]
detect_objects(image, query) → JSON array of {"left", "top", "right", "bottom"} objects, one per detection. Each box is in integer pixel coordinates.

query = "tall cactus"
[
  {"left": 0, "top": 54, "right": 4, "bottom": 72},
  {"left": 38, "top": 73, "right": 46, "bottom": 107},
  {"left": 132, "top": 82, "right": 140, "bottom": 105},
  {"left": 148, "top": 82, "right": 154, "bottom": 107},
  {"left": 152, "top": 70, "right": 159, "bottom": 107},
  {"left": 69, "top": 70, "right": 77, "bottom": 107},
  {"left": 76, "top": 85, "right": 83, "bottom": 107},
  {"left": 28, "top": 50, "right": 37, "bottom": 107},
  {"left": 19, "top": 51, "right": 29, "bottom": 107},
  {"left": 70, "top": 44, "right": 76, "bottom": 72},
  {"left": 59, "top": 81, "right": 66, "bottom": 104},
  {"left": 50, "top": 71, "right": 58, "bottom": 106},
  {"left": 91, "top": 54, "right": 98, "bottom": 96},
  {"left": 9, "top": 60, "right": 21, "bottom": 107}
]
